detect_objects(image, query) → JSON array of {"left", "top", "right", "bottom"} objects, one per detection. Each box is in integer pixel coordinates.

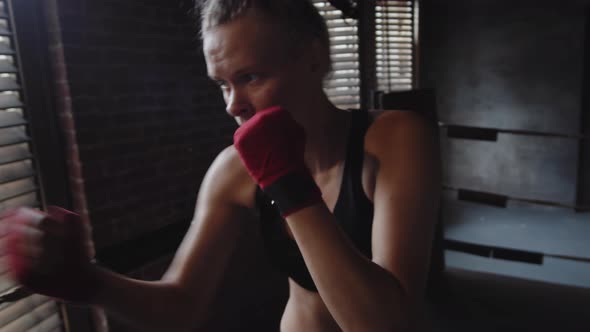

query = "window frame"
[{"left": 7, "top": 0, "right": 94, "bottom": 331}]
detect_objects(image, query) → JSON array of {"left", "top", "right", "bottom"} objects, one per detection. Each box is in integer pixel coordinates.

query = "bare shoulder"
[
  {"left": 199, "top": 145, "right": 258, "bottom": 210},
  {"left": 161, "top": 146, "right": 258, "bottom": 291},
  {"left": 365, "top": 109, "right": 436, "bottom": 156}
]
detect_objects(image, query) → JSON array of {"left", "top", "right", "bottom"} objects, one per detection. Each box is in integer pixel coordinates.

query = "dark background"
[{"left": 15, "top": 0, "right": 590, "bottom": 331}]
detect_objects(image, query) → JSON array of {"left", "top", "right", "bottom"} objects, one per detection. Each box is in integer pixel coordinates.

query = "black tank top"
[{"left": 255, "top": 109, "right": 374, "bottom": 292}]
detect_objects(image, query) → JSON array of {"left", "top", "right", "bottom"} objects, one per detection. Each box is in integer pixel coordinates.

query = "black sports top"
[{"left": 255, "top": 109, "right": 374, "bottom": 292}]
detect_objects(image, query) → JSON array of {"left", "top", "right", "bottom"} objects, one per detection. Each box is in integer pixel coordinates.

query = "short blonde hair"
[{"left": 197, "top": 0, "right": 331, "bottom": 72}]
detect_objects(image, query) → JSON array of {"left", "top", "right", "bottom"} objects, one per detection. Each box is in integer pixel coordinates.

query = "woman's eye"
[{"left": 243, "top": 74, "right": 259, "bottom": 84}]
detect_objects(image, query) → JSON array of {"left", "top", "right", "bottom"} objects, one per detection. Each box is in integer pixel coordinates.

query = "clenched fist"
[
  {"left": 0, "top": 206, "right": 101, "bottom": 303},
  {"left": 233, "top": 106, "right": 323, "bottom": 217}
]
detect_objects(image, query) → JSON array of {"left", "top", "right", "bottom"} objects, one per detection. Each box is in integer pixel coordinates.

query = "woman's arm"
[
  {"left": 92, "top": 146, "right": 256, "bottom": 332},
  {"left": 0, "top": 146, "right": 253, "bottom": 332},
  {"left": 285, "top": 111, "right": 441, "bottom": 331}
]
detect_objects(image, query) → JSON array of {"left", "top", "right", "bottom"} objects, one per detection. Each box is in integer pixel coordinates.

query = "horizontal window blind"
[
  {"left": 375, "top": 0, "right": 415, "bottom": 92},
  {"left": 313, "top": 1, "right": 417, "bottom": 108},
  {"left": 0, "top": 0, "right": 64, "bottom": 331},
  {"left": 313, "top": 1, "right": 361, "bottom": 110}
]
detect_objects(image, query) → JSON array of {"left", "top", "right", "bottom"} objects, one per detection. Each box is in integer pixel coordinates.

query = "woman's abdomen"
[{"left": 280, "top": 280, "right": 343, "bottom": 332}]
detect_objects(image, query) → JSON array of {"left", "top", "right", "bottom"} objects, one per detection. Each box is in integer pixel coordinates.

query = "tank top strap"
[
  {"left": 344, "top": 109, "right": 371, "bottom": 199},
  {"left": 333, "top": 109, "right": 374, "bottom": 258}
]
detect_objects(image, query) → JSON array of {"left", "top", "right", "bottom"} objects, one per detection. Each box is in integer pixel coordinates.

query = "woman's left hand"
[{"left": 233, "top": 106, "right": 322, "bottom": 217}]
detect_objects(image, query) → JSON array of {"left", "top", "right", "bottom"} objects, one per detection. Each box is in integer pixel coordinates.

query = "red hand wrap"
[
  {"left": 233, "top": 106, "right": 322, "bottom": 216},
  {"left": 4, "top": 206, "right": 100, "bottom": 303}
]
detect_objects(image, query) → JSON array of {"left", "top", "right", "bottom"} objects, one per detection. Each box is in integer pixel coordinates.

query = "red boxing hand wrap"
[
  {"left": 234, "top": 106, "right": 322, "bottom": 217},
  {"left": 4, "top": 206, "right": 101, "bottom": 303}
]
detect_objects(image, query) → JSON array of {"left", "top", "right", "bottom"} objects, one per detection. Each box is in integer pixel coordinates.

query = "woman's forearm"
[
  {"left": 286, "top": 204, "right": 410, "bottom": 332},
  {"left": 90, "top": 267, "right": 204, "bottom": 332}
]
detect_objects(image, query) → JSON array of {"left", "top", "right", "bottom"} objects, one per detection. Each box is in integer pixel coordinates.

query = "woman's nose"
[{"left": 225, "top": 89, "right": 252, "bottom": 118}]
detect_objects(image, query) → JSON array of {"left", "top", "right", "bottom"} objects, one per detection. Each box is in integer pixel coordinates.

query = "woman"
[{"left": 0, "top": 1, "right": 440, "bottom": 331}]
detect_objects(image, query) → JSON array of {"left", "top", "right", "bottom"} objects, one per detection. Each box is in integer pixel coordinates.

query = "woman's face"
[{"left": 203, "top": 9, "right": 322, "bottom": 125}]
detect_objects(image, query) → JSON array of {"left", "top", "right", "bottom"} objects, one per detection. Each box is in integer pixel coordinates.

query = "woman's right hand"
[{"left": 0, "top": 206, "right": 101, "bottom": 303}]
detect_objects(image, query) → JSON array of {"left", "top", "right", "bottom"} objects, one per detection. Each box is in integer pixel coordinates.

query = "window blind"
[
  {"left": 313, "top": 1, "right": 417, "bottom": 109},
  {"left": 375, "top": 0, "right": 415, "bottom": 92},
  {"left": 313, "top": 1, "right": 361, "bottom": 110},
  {"left": 0, "top": 0, "right": 65, "bottom": 331}
]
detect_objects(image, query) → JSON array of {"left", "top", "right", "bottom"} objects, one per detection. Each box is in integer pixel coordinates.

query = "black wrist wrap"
[{"left": 262, "top": 171, "right": 322, "bottom": 217}]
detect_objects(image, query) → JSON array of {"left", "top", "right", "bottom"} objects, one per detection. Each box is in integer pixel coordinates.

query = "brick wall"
[{"left": 51, "top": 0, "right": 234, "bottom": 249}]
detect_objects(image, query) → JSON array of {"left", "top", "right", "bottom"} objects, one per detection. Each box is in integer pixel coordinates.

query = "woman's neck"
[{"left": 300, "top": 96, "right": 352, "bottom": 175}]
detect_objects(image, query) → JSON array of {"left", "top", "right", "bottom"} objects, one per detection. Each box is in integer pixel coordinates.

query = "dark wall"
[
  {"left": 47, "top": 0, "right": 235, "bottom": 250},
  {"left": 420, "top": 0, "right": 590, "bottom": 206},
  {"left": 580, "top": 7, "right": 590, "bottom": 208},
  {"left": 53, "top": 0, "right": 234, "bottom": 248}
]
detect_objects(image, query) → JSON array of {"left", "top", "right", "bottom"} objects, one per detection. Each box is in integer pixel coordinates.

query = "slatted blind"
[
  {"left": 313, "top": 1, "right": 417, "bottom": 108},
  {"left": 0, "top": 0, "right": 65, "bottom": 331},
  {"left": 375, "top": 0, "right": 415, "bottom": 92},
  {"left": 313, "top": 1, "right": 361, "bottom": 109}
]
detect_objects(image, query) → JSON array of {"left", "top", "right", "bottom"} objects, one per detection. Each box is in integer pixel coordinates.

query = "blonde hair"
[{"left": 197, "top": 0, "right": 331, "bottom": 72}]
